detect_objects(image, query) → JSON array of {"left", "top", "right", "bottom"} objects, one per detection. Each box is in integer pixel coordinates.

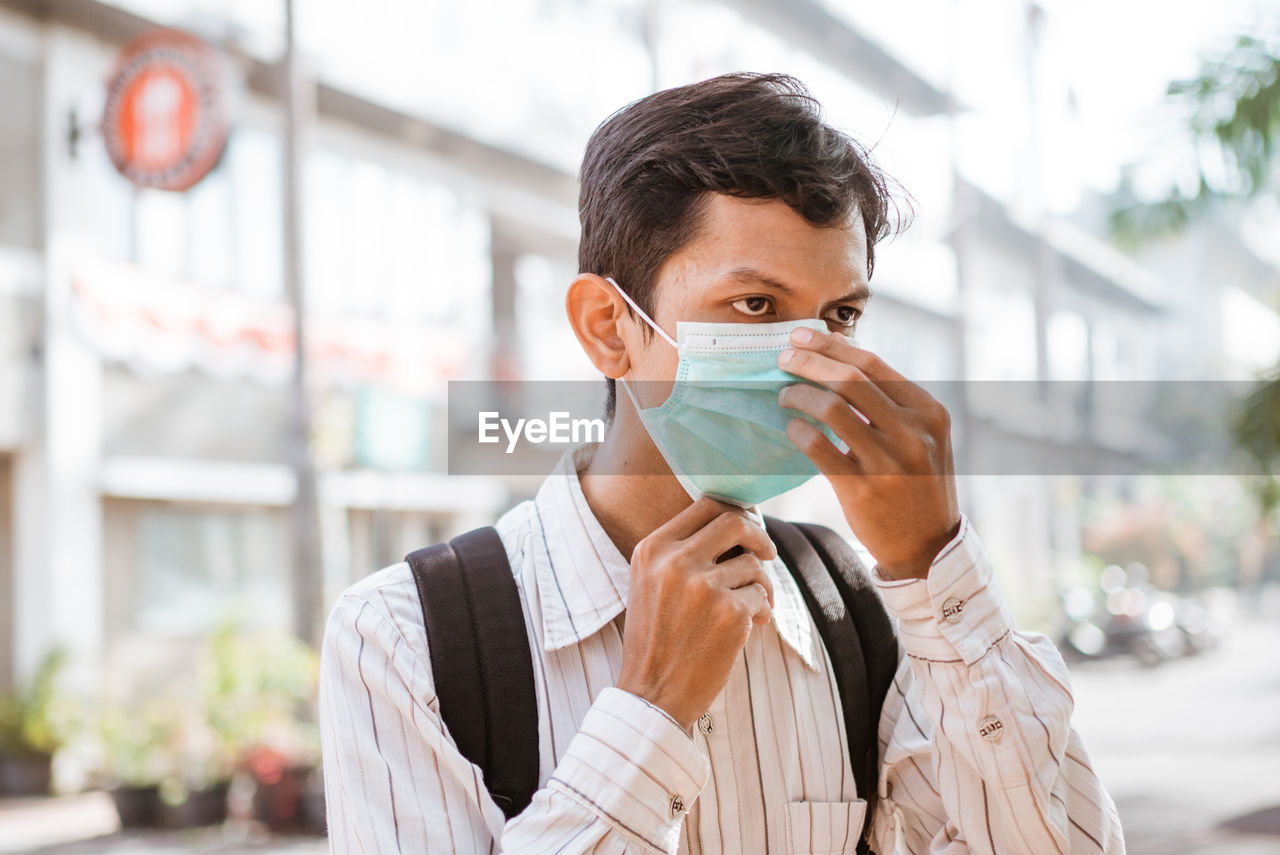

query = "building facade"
[{"left": 1, "top": 0, "right": 1275, "bottom": 701}]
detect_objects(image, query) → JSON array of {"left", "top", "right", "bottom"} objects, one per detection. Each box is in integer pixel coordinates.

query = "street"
[{"left": 1069, "top": 614, "right": 1280, "bottom": 854}]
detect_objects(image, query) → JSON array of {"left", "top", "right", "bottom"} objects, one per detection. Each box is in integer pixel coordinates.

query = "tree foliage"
[
  {"left": 1109, "top": 26, "right": 1280, "bottom": 512},
  {"left": 1110, "top": 33, "right": 1280, "bottom": 241}
]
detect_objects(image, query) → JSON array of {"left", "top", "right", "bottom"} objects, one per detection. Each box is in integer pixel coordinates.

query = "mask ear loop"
[
  {"left": 615, "top": 360, "right": 646, "bottom": 413},
  {"left": 604, "top": 276, "right": 677, "bottom": 413},
  {"left": 605, "top": 276, "right": 677, "bottom": 349}
]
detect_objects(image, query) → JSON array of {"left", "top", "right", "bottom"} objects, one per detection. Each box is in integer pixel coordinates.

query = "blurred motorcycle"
[
  {"left": 1171, "top": 594, "right": 1223, "bottom": 655},
  {"left": 1058, "top": 564, "right": 1191, "bottom": 666}
]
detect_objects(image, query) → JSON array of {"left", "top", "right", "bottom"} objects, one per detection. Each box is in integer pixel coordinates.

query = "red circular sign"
[{"left": 102, "top": 30, "right": 229, "bottom": 192}]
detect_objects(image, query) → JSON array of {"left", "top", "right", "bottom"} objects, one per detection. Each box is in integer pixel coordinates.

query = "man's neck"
[{"left": 579, "top": 415, "right": 693, "bottom": 562}]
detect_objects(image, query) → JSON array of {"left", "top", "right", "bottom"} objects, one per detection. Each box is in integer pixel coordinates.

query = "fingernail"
[
  {"left": 779, "top": 348, "right": 795, "bottom": 366},
  {"left": 792, "top": 327, "right": 813, "bottom": 344}
]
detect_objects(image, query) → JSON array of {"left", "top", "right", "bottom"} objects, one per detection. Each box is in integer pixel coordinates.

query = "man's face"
[{"left": 623, "top": 193, "right": 871, "bottom": 400}]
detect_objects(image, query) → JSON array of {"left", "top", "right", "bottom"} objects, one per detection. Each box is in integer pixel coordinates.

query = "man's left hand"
[{"left": 778, "top": 326, "right": 960, "bottom": 580}]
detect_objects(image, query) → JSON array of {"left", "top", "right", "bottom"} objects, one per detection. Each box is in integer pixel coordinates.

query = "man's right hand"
[{"left": 615, "top": 496, "right": 777, "bottom": 732}]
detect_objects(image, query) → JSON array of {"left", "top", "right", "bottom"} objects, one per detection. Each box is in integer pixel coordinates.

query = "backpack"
[{"left": 406, "top": 516, "right": 898, "bottom": 854}]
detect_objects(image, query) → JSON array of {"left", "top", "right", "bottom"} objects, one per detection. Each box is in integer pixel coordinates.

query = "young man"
[{"left": 319, "top": 73, "right": 1125, "bottom": 853}]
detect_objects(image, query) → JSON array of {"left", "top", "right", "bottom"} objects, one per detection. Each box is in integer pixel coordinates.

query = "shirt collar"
[{"left": 532, "top": 443, "right": 821, "bottom": 671}]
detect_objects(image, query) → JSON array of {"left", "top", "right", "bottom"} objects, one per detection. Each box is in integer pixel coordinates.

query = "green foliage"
[
  {"left": 1108, "top": 25, "right": 1280, "bottom": 518},
  {"left": 0, "top": 648, "right": 70, "bottom": 759},
  {"left": 200, "top": 620, "right": 320, "bottom": 765},
  {"left": 1173, "top": 34, "right": 1280, "bottom": 196},
  {"left": 93, "top": 620, "right": 321, "bottom": 796},
  {"left": 1108, "top": 32, "right": 1280, "bottom": 246},
  {"left": 1231, "top": 365, "right": 1280, "bottom": 513},
  {"left": 1107, "top": 178, "right": 1214, "bottom": 248},
  {"left": 96, "top": 700, "right": 175, "bottom": 787}
]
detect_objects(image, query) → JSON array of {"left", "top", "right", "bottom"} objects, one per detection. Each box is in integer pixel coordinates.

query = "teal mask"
[{"left": 608, "top": 276, "right": 845, "bottom": 507}]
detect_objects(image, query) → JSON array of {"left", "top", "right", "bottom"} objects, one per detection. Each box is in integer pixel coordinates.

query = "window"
[
  {"left": 187, "top": 164, "right": 233, "bottom": 289},
  {"left": 303, "top": 146, "right": 492, "bottom": 327},
  {"left": 133, "top": 504, "right": 289, "bottom": 635},
  {"left": 228, "top": 126, "right": 284, "bottom": 298}
]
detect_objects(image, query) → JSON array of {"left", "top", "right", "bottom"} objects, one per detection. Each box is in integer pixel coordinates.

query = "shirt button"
[
  {"left": 978, "top": 715, "right": 1004, "bottom": 743},
  {"left": 670, "top": 793, "right": 686, "bottom": 817},
  {"left": 942, "top": 596, "right": 965, "bottom": 623},
  {"left": 697, "top": 713, "right": 714, "bottom": 735}
]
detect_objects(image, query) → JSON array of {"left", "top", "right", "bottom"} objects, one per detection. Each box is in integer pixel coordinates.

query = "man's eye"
[
  {"left": 732, "top": 296, "right": 772, "bottom": 316},
  {"left": 825, "top": 305, "right": 862, "bottom": 327}
]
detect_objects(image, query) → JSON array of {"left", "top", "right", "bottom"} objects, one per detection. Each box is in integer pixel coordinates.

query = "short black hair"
[{"left": 577, "top": 72, "right": 910, "bottom": 419}]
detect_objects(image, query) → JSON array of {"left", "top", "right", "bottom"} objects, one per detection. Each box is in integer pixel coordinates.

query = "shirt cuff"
[
  {"left": 871, "top": 513, "right": 1014, "bottom": 665},
  {"left": 549, "top": 687, "right": 710, "bottom": 852}
]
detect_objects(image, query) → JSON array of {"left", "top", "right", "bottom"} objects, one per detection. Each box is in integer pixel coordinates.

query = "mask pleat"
[{"left": 618, "top": 305, "right": 839, "bottom": 505}]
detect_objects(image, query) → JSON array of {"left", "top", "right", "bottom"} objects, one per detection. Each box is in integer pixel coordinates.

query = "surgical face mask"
[{"left": 607, "top": 276, "right": 845, "bottom": 507}]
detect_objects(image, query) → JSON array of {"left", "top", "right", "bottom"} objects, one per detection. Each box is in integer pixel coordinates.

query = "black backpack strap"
[
  {"left": 764, "top": 516, "right": 896, "bottom": 854},
  {"left": 794, "top": 522, "right": 898, "bottom": 760},
  {"left": 406, "top": 527, "right": 538, "bottom": 820}
]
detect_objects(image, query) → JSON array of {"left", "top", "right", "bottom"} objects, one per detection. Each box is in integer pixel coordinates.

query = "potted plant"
[
  {"left": 97, "top": 692, "right": 240, "bottom": 829},
  {"left": 95, "top": 699, "right": 176, "bottom": 827},
  {"left": 244, "top": 720, "right": 322, "bottom": 832},
  {"left": 153, "top": 695, "right": 237, "bottom": 829},
  {"left": 300, "top": 761, "right": 326, "bottom": 834},
  {"left": 0, "top": 648, "right": 69, "bottom": 796},
  {"left": 199, "top": 622, "right": 322, "bottom": 832}
]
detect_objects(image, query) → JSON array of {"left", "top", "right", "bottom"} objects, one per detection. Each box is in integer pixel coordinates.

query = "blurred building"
[
  {"left": 0, "top": 0, "right": 1277, "bottom": 700},
  {"left": 0, "top": 0, "right": 573, "bottom": 694}
]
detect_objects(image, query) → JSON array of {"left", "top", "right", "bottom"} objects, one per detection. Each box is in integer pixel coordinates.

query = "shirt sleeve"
[
  {"left": 865, "top": 514, "right": 1127, "bottom": 854},
  {"left": 318, "top": 590, "right": 709, "bottom": 855}
]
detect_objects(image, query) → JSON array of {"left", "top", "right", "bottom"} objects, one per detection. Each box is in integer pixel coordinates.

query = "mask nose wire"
[{"left": 605, "top": 276, "right": 678, "bottom": 350}]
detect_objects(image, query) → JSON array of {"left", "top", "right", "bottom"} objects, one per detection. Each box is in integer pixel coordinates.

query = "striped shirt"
[{"left": 319, "top": 444, "right": 1124, "bottom": 853}]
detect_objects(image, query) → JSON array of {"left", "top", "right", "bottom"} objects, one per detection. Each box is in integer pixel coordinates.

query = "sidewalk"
[
  {"left": 1070, "top": 615, "right": 1280, "bottom": 854},
  {"left": 0, "top": 792, "right": 327, "bottom": 854}
]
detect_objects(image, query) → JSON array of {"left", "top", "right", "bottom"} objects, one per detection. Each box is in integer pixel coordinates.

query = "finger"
[
  {"left": 727, "top": 581, "right": 773, "bottom": 626},
  {"left": 709, "top": 553, "right": 775, "bottom": 609},
  {"left": 785, "top": 328, "right": 930, "bottom": 408},
  {"left": 653, "top": 496, "right": 738, "bottom": 542},
  {"left": 686, "top": 511, "right": 777, "bottom": 562},
  {"left": 786, "top": 417, "right": 868, "bottom": 477},
  {"left": 778, "top": 346, "right": 897, "bottom": 425},
  {"left": 780, "top": 385, "right": 892, "bottom": 471}
]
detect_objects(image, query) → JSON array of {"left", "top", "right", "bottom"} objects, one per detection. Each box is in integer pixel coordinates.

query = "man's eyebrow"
[{"left": 722, "top": 266, "right": 873, "bottom": 302}]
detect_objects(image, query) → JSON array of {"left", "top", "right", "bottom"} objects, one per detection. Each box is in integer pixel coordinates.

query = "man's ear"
[{"left": 566, "top": 273, "right": 632, "bottom": 379}]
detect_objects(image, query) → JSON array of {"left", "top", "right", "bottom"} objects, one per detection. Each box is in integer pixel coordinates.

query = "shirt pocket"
[{"left": 784, "top": 799, "right": 867, "bottom": 855}]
